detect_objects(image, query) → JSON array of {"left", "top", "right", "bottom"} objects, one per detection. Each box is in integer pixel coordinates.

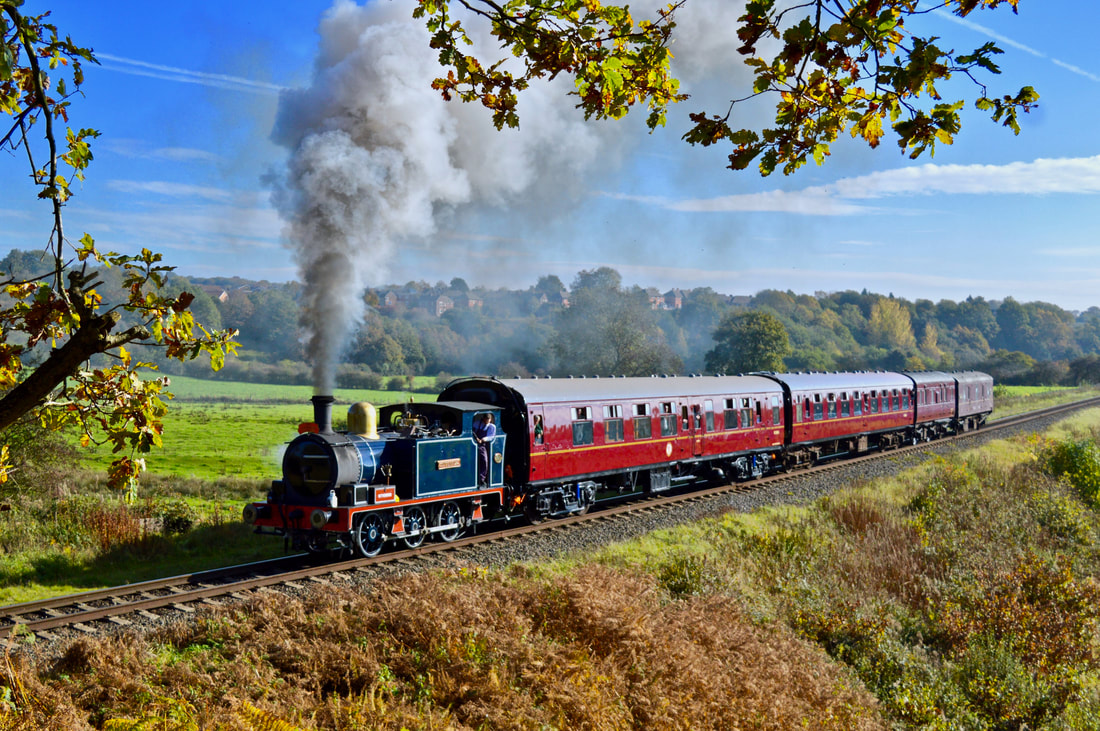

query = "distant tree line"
[{"left": 5, "top": 250, "right": 1098, "bottom": 390}]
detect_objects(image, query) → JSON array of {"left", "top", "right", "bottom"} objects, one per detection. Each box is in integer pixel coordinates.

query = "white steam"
[{"left": 270, "top": 0, "right": 751, "bottom": 393}]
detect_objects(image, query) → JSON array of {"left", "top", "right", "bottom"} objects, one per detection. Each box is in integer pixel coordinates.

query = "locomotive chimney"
[{"left": 312, "top": 395, "right": 335, "bottom": 434}]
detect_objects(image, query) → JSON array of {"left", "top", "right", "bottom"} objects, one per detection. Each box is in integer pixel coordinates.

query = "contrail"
[
  {"left": 95, "top": 52, "right": 288, "bottom": 95},
  {"left": 934, "top": 9, "right": 1099, "bottom": 82}
]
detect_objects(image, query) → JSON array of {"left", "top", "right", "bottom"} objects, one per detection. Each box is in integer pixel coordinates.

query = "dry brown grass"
[
  {"left": 823, "top": 491, "right": 946, "bottom": 610},
  {"left": 3, "top": 564, "right": 886, "bottom": 730}
]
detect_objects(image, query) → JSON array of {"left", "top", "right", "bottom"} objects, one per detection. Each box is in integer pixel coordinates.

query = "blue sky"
[{"left": 3, "top": 0, "right": 1099, "bottom": 311}]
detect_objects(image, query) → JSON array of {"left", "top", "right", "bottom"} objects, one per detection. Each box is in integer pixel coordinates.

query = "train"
[{"left": 243, "top": 370, "right": 993, "bottom": 557}]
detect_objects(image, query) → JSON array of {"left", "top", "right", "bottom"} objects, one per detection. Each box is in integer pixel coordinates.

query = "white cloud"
[
  {"left": 1038, "top": 247, "right": 1100, "bottom": 258},
  {"left": 621, "top": 155, "right": 1100, "bottom": 215},
  {"left": 103, "top": 141, "right": 221, "bottom": 163},
  {"left": 105, "top": 180, "right": 271, "bottom": 204}
]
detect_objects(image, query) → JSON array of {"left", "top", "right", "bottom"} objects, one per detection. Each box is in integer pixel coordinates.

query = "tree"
[
  {"left": 550, "top": 269, "right": 681, "bottom": 376},
  {"left": 868, "top": 298, "right": 917, "bottom": 351},
  {"left": 415, "top": 0, "right": 1036, "bottom": 176},
  {"left": 0, "top": 5, "right": 236, "bottom": 493},
  {"left": 533, "top": 274, "right": 565, "bottom": 297},
  {"left": 705, "top": 310, "right": 790, "bottom": 374}
]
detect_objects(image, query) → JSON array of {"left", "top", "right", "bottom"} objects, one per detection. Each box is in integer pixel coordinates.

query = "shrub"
[
  {"left": 1027, "top": 489, "right": 1095, "bottom": 547},
  {"left": 336, "top": 366, "right": 383, "bottom": 390},
  {"left": 1041, "top": 437, "right": 1100, "bottom": 507},
  {"left": 934, "top": 555, "right": 1100, "bottom": 675},
  {"left": 653, "top": 552, "right": 721, "bottom": 599},
  {"left": 159, "top": 500, "right": 195, "bottom": 536},
  {"left": 953, "top": 634, "right": 1060, "bottom": 729}
]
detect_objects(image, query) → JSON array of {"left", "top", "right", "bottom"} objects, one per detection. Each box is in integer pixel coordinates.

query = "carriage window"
[
  {"left": 603, "top": 405, "right": 624, "bottom": 442},
  {"left": 853, "top": 392, "right": 862, "bottom": 416},
  {"left": 724, "top": 398, "right": 738, "bottom": 429},
  {"left": 633, "top": 416, "right": 652, "bottom": 439},
  {"left": 771, "top": 396, "right": 781, "bottom": 425},
  {"left": 902, "top": 390, "right": 910, "bottom": 409},
  {"left": 704, "top": 400, "right": 715, "bottom": 431},
  {"left": 804, "top": 399, "right": 813, "bottom": 420},
  {"left": 827, "top": 393, "right": 837, "bottom": 419},
  {"left": 572, "top": 406, "right": 593, "bottom": 446},
  {"left": 659, "top": 413, "right": 677, "bottom": 436},
  {"left": 840, "top": 393, "right": 850, "bottom": 417},
  {"left": 870, "top": 392, "right": 879, "bottom": 413}
]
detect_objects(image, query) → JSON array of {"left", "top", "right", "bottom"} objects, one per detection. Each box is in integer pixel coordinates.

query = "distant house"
[
  {"left": 645, "top": 287, "right": 664, "bottom": 309},
  {"left": 429, "top": 294, "right": 454, "bottom": 317},
  {"left": 545, "top": 289, "right": 570, "bottom": 308},
  {"left": 450, "top": 291, "right": 483, "bottom": 310},
  {"left": 663, "top": 288, "right": 684, "bottom": 310},
  {"left": 199, "top": 284, "right": 229, "bottom": 303}
]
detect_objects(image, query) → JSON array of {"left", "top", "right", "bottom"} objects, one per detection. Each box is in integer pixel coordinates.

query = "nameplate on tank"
[
  {"left": 435, "top": 458, "right": 462, "bottom": 470},
  {"left": 373, "top": 486, "right": 397, "bottom": 503}
]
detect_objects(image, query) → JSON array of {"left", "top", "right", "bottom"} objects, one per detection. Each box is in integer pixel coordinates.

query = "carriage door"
[
  {"left": 691, "top": 403, "right": 706, "bottom": 457},
  {"left": 529, "top": 408, "right": 548, "bottom": 482}
]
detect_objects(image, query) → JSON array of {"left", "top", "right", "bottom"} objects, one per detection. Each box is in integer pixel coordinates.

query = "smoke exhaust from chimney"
[{"left": 269, "top": 1, "right": 755, "bottom": 396}]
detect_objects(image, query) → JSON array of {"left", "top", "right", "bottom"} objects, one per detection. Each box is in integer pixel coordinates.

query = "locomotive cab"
[{"left": 376, "top": 401, "right": 507, "bottom": 499}]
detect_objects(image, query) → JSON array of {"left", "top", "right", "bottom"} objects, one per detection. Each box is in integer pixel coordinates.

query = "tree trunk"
[{"left": 0, "top": 311, "right": 121, "bottom": 433}]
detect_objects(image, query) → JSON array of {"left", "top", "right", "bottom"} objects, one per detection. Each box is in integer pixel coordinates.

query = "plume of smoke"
[{"left": 269, "top": 0, "right": 752, "bottom": 393}]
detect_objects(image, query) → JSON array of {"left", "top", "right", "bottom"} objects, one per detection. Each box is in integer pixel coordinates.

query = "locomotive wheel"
[
  {"left": 403, "top": 506, "right": 427, "bottom": 549},
  {"left": 436, "top": 502, "right": 462, "bottom": 542},
  {"left": 353, "top": 514, "right": 387, "bottom": 557}
]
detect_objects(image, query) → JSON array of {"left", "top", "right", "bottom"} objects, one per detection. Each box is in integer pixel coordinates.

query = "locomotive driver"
[{"left": 474, "top": 413, "right": 496, "bottom": 486}]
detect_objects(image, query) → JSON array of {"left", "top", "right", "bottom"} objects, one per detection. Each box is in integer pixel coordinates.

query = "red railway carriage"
[
  {"left": 906, "top": 370, "right": 957, "bottom": 440},
  {"left": 439, "top": 375, "right": 786, "bottom": 516},
  {"left": 763, "top": 371, "right": 915, "bottom": 466},
  {"left": 953, "top": 371, "right": 994, "bottom": 430}
]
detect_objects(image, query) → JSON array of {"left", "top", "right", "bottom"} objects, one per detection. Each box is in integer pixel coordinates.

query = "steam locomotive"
[{"left": 243, "top": 370, "right": 993, "bottom": 556}]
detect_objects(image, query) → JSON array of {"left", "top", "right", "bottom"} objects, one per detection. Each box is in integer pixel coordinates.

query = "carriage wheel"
[
  {"left": 436, "top": 502, "right": 463, "bottom": 542},
  {"left": 524, "top": 496, "right": 544, "bottom": 525},
  {"left": 304, "top": 532, "right": 329, "bottom": 554},
  {"left": 403, "top": 507, "right": 427, "bottom": 549},
  {"left": 353, "top": 513, "right": 387, "bottom": 557}
]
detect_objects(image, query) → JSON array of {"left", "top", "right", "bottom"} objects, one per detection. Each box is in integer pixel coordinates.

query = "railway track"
[{"left": 4, "top": 395, "right": 1098, "bottom": 644}]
